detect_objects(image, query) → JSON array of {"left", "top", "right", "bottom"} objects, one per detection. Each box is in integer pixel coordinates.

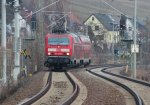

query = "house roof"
[
  {"left": 84, "top": 13, "right": 121, "bottom": 31},
  {"left": 93, "top": 13, "right": 120, "bottom": 31}
]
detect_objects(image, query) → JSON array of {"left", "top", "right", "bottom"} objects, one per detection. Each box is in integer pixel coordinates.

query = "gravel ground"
[
  {"left": 1, "top": 71, "right": 46, "bottom": 105},
  {"left": 71, "top": 69, "right": 126, "bottom": 105}
]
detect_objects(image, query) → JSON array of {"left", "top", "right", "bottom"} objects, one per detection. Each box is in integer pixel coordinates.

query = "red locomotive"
[{"left": 44, "top": 32, "right": 91, "bottom": 70}]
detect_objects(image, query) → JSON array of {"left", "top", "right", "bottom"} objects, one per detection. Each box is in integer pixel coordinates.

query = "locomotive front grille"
[{"left": 47, "top": 57, "right": 70, "bottom": 64}]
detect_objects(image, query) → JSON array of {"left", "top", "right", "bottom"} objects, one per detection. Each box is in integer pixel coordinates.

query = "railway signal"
[
  {"left": 120, "top": 14, "right": 127, "bottom": 38},
  {"left": 120, "top": 15, "right": 126, "bottom": 30}
]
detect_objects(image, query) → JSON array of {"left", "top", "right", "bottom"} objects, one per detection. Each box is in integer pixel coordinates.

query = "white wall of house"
[
  {"left": 104, "top": 31, "right": 119, "bottom": 43},
  {"left": 84, "top": 15, "right": 105, "bottom": 36}
]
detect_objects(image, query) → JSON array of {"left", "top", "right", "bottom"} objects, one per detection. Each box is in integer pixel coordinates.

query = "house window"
[
  {"left": 95, "top": 26, "right": 99, "bottom": 31},
  {"left": 92, "top": 17, "right": 94, "bottom": 21}
]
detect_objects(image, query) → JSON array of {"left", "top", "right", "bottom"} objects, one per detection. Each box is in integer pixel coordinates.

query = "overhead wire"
[
  {"left": 68, "top": 0, "right": 129, "bottom": 17},
  {"left": 21, "top": 0, "right": 61, "bottom": 20}
]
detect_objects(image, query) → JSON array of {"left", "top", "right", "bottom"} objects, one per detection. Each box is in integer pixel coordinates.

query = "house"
[{"left": 84, "top": 13, "right": 120, "bottom": 43}]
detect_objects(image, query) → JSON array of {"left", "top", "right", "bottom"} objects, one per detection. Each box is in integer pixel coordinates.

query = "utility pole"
[
  {"left": 133, "top": 0, "right": 137, "bottom": 78},
  {"left": 13, "top": 0, "right": 20, "bottom": 81},
  {"left": 1, "top": 0, "right": 7, "bottom": 83}
]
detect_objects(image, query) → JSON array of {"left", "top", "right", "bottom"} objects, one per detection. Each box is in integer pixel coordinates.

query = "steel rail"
[
  {"left": 101, "top": 67, "right": 150, "bottom": 87},
  {"left": 18, "top": 71, "right": 52, "bottom": 105},
  {"left": 19, "top": 71, "right": 79, "bottom": 105},
  {"left": 86, "top": 67, "right": 144, "bottom": 105},
  {"left": 59, "top": 72, "right": 79, "bottom": 105}
]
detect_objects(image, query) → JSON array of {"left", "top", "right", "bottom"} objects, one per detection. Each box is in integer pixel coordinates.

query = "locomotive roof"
[
  {"left": 46, "top": 32, "right": 90, "bottom": 41},
  {"left": 73, "top": 33, "right": 91, "bottom": 43}
]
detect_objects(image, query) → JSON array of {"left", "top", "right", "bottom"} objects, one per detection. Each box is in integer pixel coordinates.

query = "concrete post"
[
  {"left": 13, "top": 0, "right": 20, "bottom": 81},
  {"left": 133, "top": 0, "right": 137, "bottom": 78},
  {"left": 1, "top": 0, "right": 7, "bottom": 83}
]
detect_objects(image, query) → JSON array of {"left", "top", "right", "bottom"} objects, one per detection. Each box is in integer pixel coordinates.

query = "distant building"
[
  {"left": 125, "top": 17, "right": 134, "bottom": 40},
  {"left": 120, "top": 14, "right": 146, "bottom": 42},
  {"left": 67, "top": 13, "right": 82, "bottom": 32},
  {"left": 84, "top": 13, "right": 120, "bottom": 43}
]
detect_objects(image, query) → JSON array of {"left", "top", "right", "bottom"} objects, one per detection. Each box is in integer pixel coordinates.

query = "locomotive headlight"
[
  {"left": 48, "top": 48, "right": 56, "bottom": 51},
  {"left": 66, "top": 53, "right": 70, "bottom": 55},
  {"left": 61, "top": 49, "right": 70, "bottom": 52},
  {"left": 48, "top": 52, "right": 51, "bottom": 55}
]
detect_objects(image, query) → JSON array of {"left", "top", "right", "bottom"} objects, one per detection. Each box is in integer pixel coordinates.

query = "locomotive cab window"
[{"left": 48, "top": 38, "right": 69, "bottom": 45}]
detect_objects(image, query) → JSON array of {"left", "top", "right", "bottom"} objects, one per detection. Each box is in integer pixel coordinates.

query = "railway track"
[
  {"left": 86, "top": 65, "right": 150, "bottom": 105},
  {"left": 18, "top": 65, "right": 150, "bottom": 105},
  {"left": 19, "top": 71, "right": 79, "bottom": 105}
]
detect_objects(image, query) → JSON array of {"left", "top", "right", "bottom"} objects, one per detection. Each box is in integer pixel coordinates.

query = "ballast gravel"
[{"left": 71, "top": 70, "right": 126, "bottom": 105}]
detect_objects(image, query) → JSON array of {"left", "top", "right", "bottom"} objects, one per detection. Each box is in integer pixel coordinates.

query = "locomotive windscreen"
[{"left": 48, "top": 38, "right": 69, "bottom": 45}]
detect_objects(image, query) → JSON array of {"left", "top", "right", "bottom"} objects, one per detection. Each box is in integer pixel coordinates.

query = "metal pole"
[
  {"left": 22, "top": 0, "right": 60, "bottom": 20},
  {"left": 13, "top": 0, "right": 20, "bottom": 81},
  {"left": 1, "top": 0, "right": 7, "bottom": 83},
  {"left": 69, "top": 2, "right": 72, "bottom": 31},
  {"left": 133, "top": 0, "right": 137, "bottom": 78}
]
